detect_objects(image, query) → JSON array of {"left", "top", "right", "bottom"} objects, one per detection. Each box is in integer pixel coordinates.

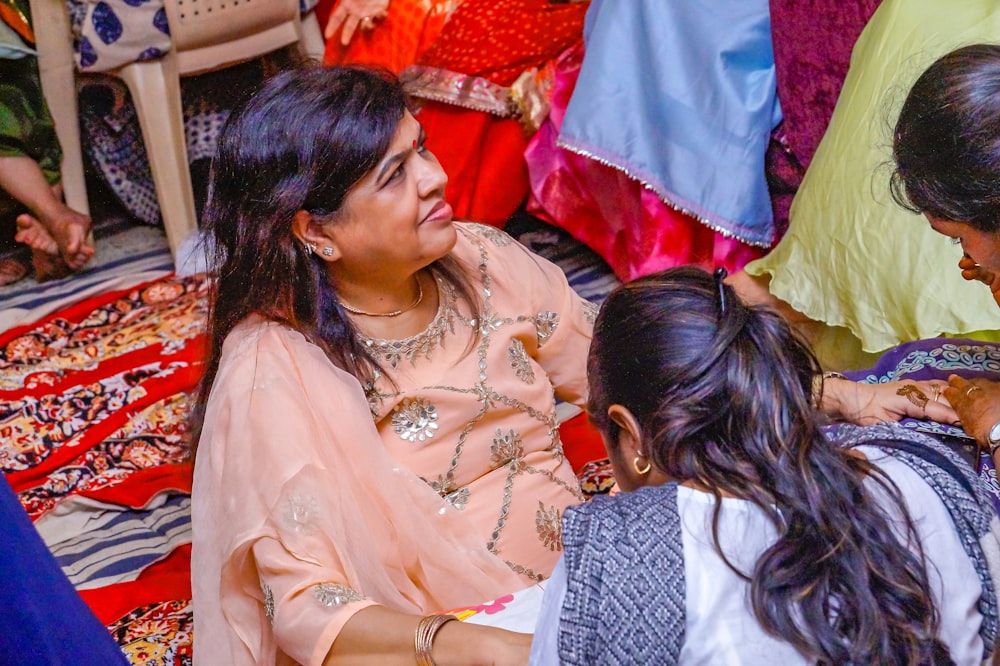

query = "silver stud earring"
[
  {"left": 322, "top": 247, "right": 334, "bottom": 257},
  {"left": 305, "top": 242, "right": 317, "bottom": 255}
]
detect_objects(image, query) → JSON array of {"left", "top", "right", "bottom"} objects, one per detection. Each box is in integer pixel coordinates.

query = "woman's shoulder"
[
  {"left": 452, "top": 221, "right": 537, "bottom": 269},
  {"left": 450, "top": 221, "right": 575, "bottom": 302},
  {"left": 221, "top": 316, "right": 312, "bottom": 362},
  {"left": 217, "top": 316, "right": 357, "bottom": 388},
  {"left": 563, "top": 485, "right": 682, "bottom": 544}
]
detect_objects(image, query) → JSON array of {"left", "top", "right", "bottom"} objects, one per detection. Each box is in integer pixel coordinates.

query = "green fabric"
[
  {"left": 746, "top": 0, "right": 1000, "bottom": 353},
  {"left": 0, "top": 57, "right": 61, "bottom": 218}
]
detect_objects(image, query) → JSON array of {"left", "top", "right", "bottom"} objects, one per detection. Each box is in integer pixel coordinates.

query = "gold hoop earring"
[{"left": 633, "top": 455, "right": 651, "bottom": 475}]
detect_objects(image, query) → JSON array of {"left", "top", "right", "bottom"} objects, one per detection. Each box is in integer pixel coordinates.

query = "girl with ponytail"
[{"left": 530, "top": 266, "right": 998, "bottom": 665}]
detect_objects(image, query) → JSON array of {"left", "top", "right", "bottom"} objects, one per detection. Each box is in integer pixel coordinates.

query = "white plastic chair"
[
  {"left": 29, "top": 0, "right": 324, "bottom": 259},
  {"left": 29, "top": 0, "right": 89, "bottom": 219}
]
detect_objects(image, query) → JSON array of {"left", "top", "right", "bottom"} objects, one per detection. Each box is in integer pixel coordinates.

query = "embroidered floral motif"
[
  {"left": 535, "top": 502, "right": 563, "bottom": 552},
  {"left": 284, "top": 494, "right": 320, "bottom": 535},
  {"left": 582, "top": 300, "right": 599, "bottom": 325},
  {"left": 313, "top": 583, "right": 366, "bottom": 607},
  {"left": 507, "top": 340, "right": 535, "bottom": 384},
  {"left": 490, "top": 429, "right": 525, "bottom": 470},
  {"left": 444, "top": 486, "right": 470, "bottom": 510},
  {"left": 424, "top": 473, "right": 449, "bottom": 495},
  {"left": 392, "top": 398, "right": 440, "bottom": 442},
  {"left": 261, "top": 582, "right": 275, "bottom": 623},
  {"left": 478, "top": 311, "right": 504, "bottom": 334},
  {"left": 547, "top": 434, "right": 566, "bottom": 464},
  {"left": 533, "top": 311, "right": 559, "bottom": 348},
  {"left": 466, "top": 222, "right": 514, "bottom": 246}
]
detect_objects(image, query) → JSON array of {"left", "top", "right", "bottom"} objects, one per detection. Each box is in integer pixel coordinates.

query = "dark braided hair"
[{"left": 588, "top": 267, "right": 952, "bottom": 664}]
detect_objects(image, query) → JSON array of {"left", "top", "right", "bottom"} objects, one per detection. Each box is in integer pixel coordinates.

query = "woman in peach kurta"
[{"left": 191, "top": 66, "right": 593, "bottom": 665}]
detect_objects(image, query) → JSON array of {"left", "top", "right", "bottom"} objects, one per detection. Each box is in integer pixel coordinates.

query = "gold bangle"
[{"left": 415, "top": 614, "right": 458, "bottom": 666}]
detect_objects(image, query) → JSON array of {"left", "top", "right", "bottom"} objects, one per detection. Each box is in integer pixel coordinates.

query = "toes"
[{"left": 0, "top": 258, "right": 29, "bottom": 286}]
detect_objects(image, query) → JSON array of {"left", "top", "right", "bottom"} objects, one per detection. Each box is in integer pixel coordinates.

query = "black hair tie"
[{"left": 714, "top": 267, "right": 728, "bottom": 315}]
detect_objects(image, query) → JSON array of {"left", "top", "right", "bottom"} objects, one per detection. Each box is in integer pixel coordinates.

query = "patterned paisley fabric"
[
  {"left": 1, "top": 274, "right": 208, "bottom": 662},
  {"left": 66, "top": 0, "right": 319, "bottom": 73},
  {"left": 839, "top": 337, "right": 1000, "bottom": 513}
]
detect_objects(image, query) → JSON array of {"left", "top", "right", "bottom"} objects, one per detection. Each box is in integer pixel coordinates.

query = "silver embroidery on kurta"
[
  {"left": 284, "top": 494, "right": 320, "bottom": 535},
  {"left": 313, "top": 583, "right": 366, "bottom": 607},
  {"left": 466, "top": 222, "right": 514, "bottom": 246},
  {"left": 581, "top": 299, "right": 599, "bottom": 325},
  {"left": 392, "top": 398, "right": 439, "bottom": 442},
  {"left": 486, "top": 463, "right": 518, "bottom": 553},
  {"left": 478, "top": 310, "right": 504, "bottom": 334},
  {"left": 504, "top": 560, "right": 544, "bottom": 582},
  {"left": 535, "top": 502, "right": 563, "bottom": 552},
  {"left": 357, "top": 278, "right": 457, "bottom": 368},
  {"left": 355, "top": 226, "right": 583, "bottom": 586},
  {"left": 444, "top": 486, "right": 471, "bottom": 510},
  {"left": 507, "top": 339, "right": 535, "bottom": 384},
  {"left": 261, "top": 582, "right": 275, "bottom": 623},
  {"left": 533, "top": 311, "right": 559, "bottom": 347},
  {"left": 490, "top": 428, "right": 525, "bottom": 470}
]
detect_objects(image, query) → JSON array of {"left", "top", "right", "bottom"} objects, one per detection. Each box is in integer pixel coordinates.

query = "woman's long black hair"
[
  {"left": 891, "top": 43, "right": 1000, "bottom": 233},
  {"left": 588, "top": 267, "right": 952, "bottom": 664},
  {"left": 190, "top": 65, "right": 478, "bottom": 458}
]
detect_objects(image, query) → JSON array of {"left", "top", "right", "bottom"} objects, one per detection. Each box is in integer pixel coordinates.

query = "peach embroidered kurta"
[{"left": 192, "top": 223, "right": 596, "bottom": 665}]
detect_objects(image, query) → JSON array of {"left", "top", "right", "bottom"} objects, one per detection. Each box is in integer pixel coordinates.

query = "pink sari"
[{"left": 525, "top": 44, "right": 766, "bottom": 282}]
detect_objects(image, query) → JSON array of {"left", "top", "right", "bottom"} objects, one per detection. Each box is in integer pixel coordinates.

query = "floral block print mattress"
[
  {"left": 0, "top": 263, "right": 613, "bottom": 664},
  {"left": 1, "top": 274, "right": 206, "bottom": 665}
]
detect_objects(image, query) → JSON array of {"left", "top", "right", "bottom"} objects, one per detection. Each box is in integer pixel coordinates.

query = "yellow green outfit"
[{"left": 746, "top": 0, "right": 1000, "bottom": 368}]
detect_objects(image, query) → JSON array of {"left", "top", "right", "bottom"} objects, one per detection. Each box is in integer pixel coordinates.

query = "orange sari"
[
  {"left": 405, "top": 0, "right": 589, "bottom": 225},
  {"left": 321, "top": 0, "right": 462, "bottom": 73}
]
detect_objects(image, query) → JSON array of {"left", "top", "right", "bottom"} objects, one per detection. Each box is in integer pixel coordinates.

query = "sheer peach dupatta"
[{"left": 192, "top": 320, "right": 524, "bottom": 665}]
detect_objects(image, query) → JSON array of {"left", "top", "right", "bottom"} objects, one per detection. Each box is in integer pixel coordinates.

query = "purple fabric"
[
  {"left": 769, "top": 0, "right": 882, "bottom": 171},
  {"left": 839, "top": 337, "right": 1000, "bottom": 514}
]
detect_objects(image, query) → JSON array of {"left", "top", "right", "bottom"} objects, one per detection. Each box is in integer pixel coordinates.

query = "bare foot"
[
  {"left": 15, "top": 215, "right": 75, "bottom": 282},
  {"left": 15, "top": 214, "right": 59, "bottom": 255},
  {"left": 0, "top": 257, "right": 29, "bottom": 286},
  {"left": 29, "top": 248, "right": 72, "bottom": 283},
  {"left": 17, "top": 203, "right": 94, "bottom": 270}
]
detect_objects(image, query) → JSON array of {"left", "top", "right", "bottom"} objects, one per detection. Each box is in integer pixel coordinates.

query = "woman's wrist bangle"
[
  {"left": 415, "top": 614, "right": 458, "bottom": 666},
  {"left": 812, "top": 371, "right": 848, "bottom": 408}
]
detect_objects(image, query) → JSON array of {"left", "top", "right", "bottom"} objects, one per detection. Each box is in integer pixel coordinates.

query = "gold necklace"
[{"left": 339, "top": 277, "right": 424, "bottom": 317}]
